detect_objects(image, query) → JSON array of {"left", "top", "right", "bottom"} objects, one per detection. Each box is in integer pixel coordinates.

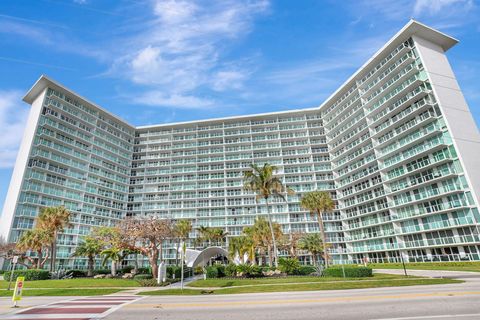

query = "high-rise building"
[{"left": 2, "top": 20, "right": 480, "bottom": 268}]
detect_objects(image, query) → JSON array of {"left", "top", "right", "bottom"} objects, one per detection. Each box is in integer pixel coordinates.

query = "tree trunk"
[
  {"left": 317, "top": 210, "right": 328, "bottom": 268},
  {"left": 36, "top": 249, "right": 43, "bottom": 269},
  {"left": 111, "top": 260, "right": 116, "bottom": 276},
  {"left": 149, "top": 249, "right": 159, "bottom": 279},
  {"left": 87, "top": 256, "right": 94, "bottom": 277},
  {"left": 49, "top": 241, "right": 55, "bottom": 272},
  {"left": 265, "top": 198, "right": 278, "bottom": 268},
  {"left": 133, "top": 253, "right": 139, "bottom": 274},
  {"left": 267, "top": 245, "right": 272, "bottom": 267}
]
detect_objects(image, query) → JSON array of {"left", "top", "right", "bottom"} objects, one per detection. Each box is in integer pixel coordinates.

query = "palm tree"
[
  {"left": 174, "top": 220, "right": 192, "bottom": 265},
  {"left": 17, "top": 229, "right": 52, "bottom": 269},
  {"left": 36, "top": 206, "right": 71, "bottom": 272},
  {"left": 72, "top": 236, "right": 102, "bottom": 277},
  {"left": 300, "top": 191, "right": 335, "bottom": 267},
  {"left": 243, "top": 163, "right": 293, "bottom": 267},
  {"left": 298, "top": 233, "right": 324, "bottom": 267},
  {"left": 198, "top": 226, "right": 212, "bottom": 247},
  {"left": 228, "top": 236, "right": 254, "bottom": 264},
  {"left": 245, "top": 217, "right": 283, "bottom": 267},
  {"left": 101, "top": 247, "right": 122, "bottom": 276},
  {"left": 210, "top": 228, "right": 228, "bottom": 246}
]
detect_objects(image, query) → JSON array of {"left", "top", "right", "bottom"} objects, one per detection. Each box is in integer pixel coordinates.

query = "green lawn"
[
  {"left": 188, "top": 274, "right": 403, "bottom": 288},
  {"left": 142, "top": 278, "right": 461, "bottom": 295},
  {"left": 370, "top": 261, "right": 480, "bottom": 272},
  {"left": 0, "top": 278, "right": 139, "bottom": 289},
  {"left": 0, "top": 288, "right": 124, "bottom": 296}
]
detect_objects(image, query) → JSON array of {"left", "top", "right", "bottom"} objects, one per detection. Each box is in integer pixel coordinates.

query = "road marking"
[
  {"left": 127, "top": 291, "right": 480, "bottom": 309},
  {"left": 1, "top": 295, "right": 144, "bottom": 319},
  {"left": 373, "top": 313, "right": 480, "bottom": 320}
]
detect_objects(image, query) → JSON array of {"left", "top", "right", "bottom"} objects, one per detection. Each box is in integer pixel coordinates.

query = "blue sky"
[{"left": 0, "top": 0, "right": 479, "bottom": 211}]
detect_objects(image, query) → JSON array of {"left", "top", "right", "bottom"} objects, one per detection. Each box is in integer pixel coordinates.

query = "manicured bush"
[
  {"left": 66, "top": 270, "right": 87, "bottom": 278},
  {"left": 3, "top": 269, "right": 50, "bottom": 281},
  {"left": 216, "top": 265, "right": 226, "bottom": 277},
  {"left": 278, "top": 258, "right": 300, "bottom": 275},
  {"left": 167, "top": 266, "right": 181, "bottom": 279},
  {"left": 134, "top": 274, "right": 153, "bottom": 280},
  {"left": 205, "top": 266, "right": 218, "bottom": 279},
  {"left": 119, "top": 266, "right": 134, "bottom": 274},
  {"left": 297, "top": 265, "right": 317, "bottom": 276},
  {"left": 324, "top": 266, "right": 372, "bottom": 278},
  {"left": 194, "top": 266, "right": 203, "bottom": 275},
  {"left": 137, "top": 267, "right": 151, "bottom": 275},
  {"left": 94, "top": 269, "right": 110, "bottom": 275},
  {"left": 225, "top": 263, "right": 237, "bottom": 277},
  {"left": 236, "top": 264, "right": 263, "bottom": 278}
]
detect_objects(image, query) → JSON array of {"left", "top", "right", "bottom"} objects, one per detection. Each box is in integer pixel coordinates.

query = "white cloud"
[
  {"left": 110, "top": 0, "right": 269, "bottom": 108},
  {"left": 132, "top": 90, "right": 215, "bottom": 109},
  {"left": 0, "top": 91, "right": 29, "bottom": 168},
  {"left": 413, "top": 0, "right": 473, "bottom": 16}
]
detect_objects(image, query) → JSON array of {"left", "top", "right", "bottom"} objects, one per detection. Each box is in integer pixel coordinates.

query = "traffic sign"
[{"left": 12, "top": 276, "right": 25, "bottom": 306}]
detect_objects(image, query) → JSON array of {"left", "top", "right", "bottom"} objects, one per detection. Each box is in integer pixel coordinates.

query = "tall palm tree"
[
  {"left": 300, "top": 191, "right": 335, "bottom": 267},
  {"left": 72, "top": 236, "right": 103, "bottom": 277},
  {"left": 174, "top": 220, "right": 192, "bottom": 265},
  {"left": 101, "top": 247, "right": 122, "bottom": 276},
  {"left": 298, "top": 233, "right": 324, "bottom": 267},
  {"left": 36, "top": 206, "right": 71, "bottom": 272},
  {"left": 243, "top": 163, "right": 293, "bottom": 267},
  {"left": 17, "top": 229, "right": 52, "bottom": 269}
]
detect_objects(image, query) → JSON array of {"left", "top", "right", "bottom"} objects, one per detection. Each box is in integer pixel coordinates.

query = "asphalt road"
[
  {"left": 1, "top": 269, "right": 480, "bottom": 320},
  {"left": 104, "top": 269, "right": 480, "bottom": 320}
]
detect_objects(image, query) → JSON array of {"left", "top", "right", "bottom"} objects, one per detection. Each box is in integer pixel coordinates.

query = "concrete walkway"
[{"left": 374, "top": 268, "right": 480, "bottom": 281}]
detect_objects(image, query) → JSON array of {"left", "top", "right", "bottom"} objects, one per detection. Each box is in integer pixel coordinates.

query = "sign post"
[
  {"left": 7, "top": 256, "right": 19, "bottom": 291},
  {"left": 12, "top": 276, "right": 25, "bottom": 307}
]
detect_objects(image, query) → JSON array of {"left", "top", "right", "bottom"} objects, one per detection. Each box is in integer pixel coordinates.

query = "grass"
[
  {"left": 141, "top": 277, "right": 462, "bottom": 295},
  {"left": 0, "top": 278, "right": 139, "bottom": 289},
  {"left": 188, "top": 274, "right": 402, "bottom": 288},
  {"left": 0, "top": 288, "right": 124, "bottom": 296},
  {"left": 370, "top": 261, "right": 480, "bottom": 273}
]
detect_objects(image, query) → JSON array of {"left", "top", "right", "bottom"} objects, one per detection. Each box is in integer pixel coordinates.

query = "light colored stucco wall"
[
  {"left": 0, "top": 89, "right": 46, "bottom": 242},
  {"left": 413, "top": 35, "right": 480, "bottom": 207}
]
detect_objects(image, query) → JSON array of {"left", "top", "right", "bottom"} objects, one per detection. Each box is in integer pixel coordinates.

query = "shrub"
[
  {"left": 94, "top": 269, "right": 110, "bottom": 275},
  {"left": 137, "top": 267, "right": 151, "bottom": 275},
  {"left": 167, "top": 266, "right": 181, "bottom": 279},
  {"left": 205, "top": 266, "right": 218, "bottom": 279},
  {"left": 134, "top": 274, "right": 153, "bottom": 280},
  {"left": 225, "top": 263, "right": 237, "bottom": 277},
  {"left": 324, "top": 266, "right": 372, "bottom": 278},
  {"left": 216, "top": 265, "right": 226, "bottom": 277},
  {"left": 194, "top": 266, "right": 203, "bottom": 275},
  {"left": 119, "top": 266, "right": 134, "bottom": 274},
  {"left": 66, "top": 270, "right": 87, "bottom": 278},
  {"left": 236, "top": 264, "right": 263, "bottom": 278},
  {"left": 297, "top": 265, "right": 317, "bottom": 276},
  {"left": 137, "top": 278, "right": 159, "bottom": 287},
  {"left": 3, "top": 269, "right": 50, "bottom": 281},
  {"left": 278, "top": 258, "right": 300, "bottom": 275}
]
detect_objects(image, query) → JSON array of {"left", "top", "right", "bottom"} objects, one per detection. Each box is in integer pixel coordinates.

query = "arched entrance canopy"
[{"left": 184, "top": 247, "right": 229, "bottom": 268}]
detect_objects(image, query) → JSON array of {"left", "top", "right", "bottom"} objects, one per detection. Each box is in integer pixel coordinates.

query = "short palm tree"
[
  {"left": 245, "top": 217, "right": 283, "bottom": 267},
  {"left": 229, "top": 236, "right": 254, "bottom": 264},
  {"left": 174, "top": 220, "right": 192, "bottom": 265},
  {"left": 101, "top": 247, "right": 122, "bottom": 276},
  {"left": 36, "top": 206, "right": 71, "bottom": 272},
  {"left": 243, "top": 163, "right": 293, "bottom": 267},
  {"left": 17, "top": 229, "right": 52, "bottom": 269},
  {"left": 300, "top": 191, "right": 335, "bottom": 267},
  {"left": 72, "top": 236, "right": 102, "bottom": 277},
  {"left": 298, "top": 233, "right": 324, "bottom": 267}
]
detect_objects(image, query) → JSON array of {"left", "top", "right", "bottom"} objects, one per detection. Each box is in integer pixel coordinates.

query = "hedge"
[
  {"left": 167, "top": 266, "right": 181, "bottom": 279},
  {"left": 205, "top": 266, "right": 218, "bottom": 279},
  {"left": 324, "top": 266, "right": 372, "bottom": 277},
  {"left": 3, "top": 269, "right": 50, "bottom": 281},
  {"left": 297, "top": 265, "right": 317, "bottom": 275}
]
